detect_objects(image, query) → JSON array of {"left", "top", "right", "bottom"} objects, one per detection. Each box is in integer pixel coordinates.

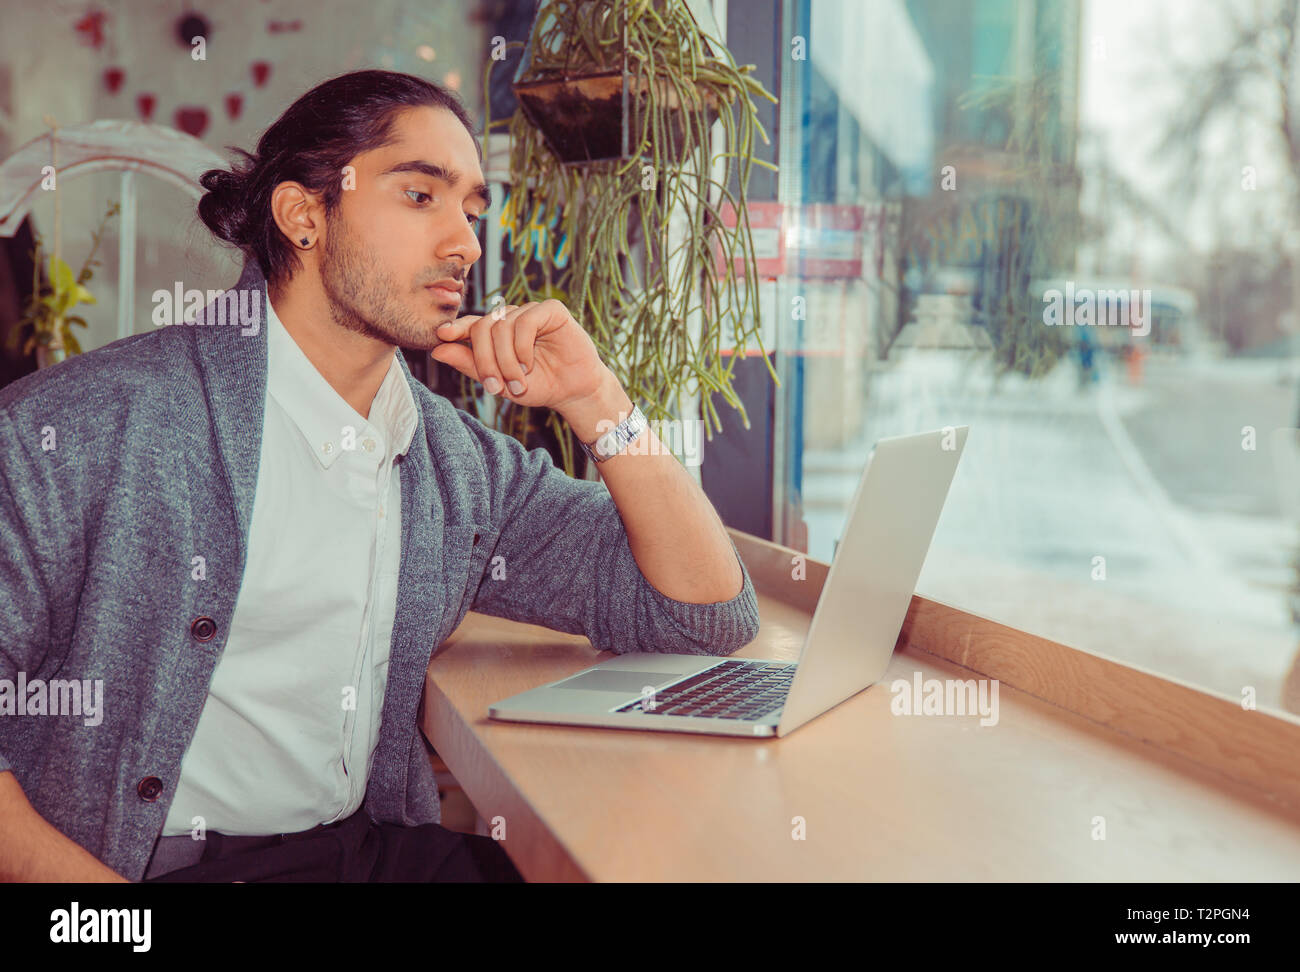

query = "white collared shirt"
[{"left": 161, "top": 284, "right": 418, "bottom": 836}]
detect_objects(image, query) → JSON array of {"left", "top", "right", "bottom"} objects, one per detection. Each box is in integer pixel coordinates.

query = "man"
[{"left": 0, "top": 70, "right": 760, "bottom": 883}]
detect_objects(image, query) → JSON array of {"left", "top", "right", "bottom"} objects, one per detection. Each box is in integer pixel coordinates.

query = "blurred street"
[{"left": 802, "top": 349, "right": 1300, "bottom": 712}]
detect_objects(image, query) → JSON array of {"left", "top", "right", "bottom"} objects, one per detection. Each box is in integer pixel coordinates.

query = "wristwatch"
[{"left": 579, "top": 404, "right": 648, "bottom": 464}]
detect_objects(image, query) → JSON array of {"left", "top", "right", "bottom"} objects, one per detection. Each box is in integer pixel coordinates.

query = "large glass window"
[{"left": 776, "top": 0, "right": 1300, "bottom": 714}]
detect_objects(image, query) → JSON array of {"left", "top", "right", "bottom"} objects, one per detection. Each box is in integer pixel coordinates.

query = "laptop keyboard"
[{"left": 614, "top": 660, "right": 796, "bottom": 721}]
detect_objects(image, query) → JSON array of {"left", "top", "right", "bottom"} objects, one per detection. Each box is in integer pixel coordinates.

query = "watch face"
[{"left": 588, "top": 406, "right": 643, "bottom": 461}]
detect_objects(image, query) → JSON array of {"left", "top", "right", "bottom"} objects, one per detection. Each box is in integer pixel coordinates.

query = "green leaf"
[
  {"left": 72, "top": 284, "right": 96, "bottom": 306},
  {"left": 536, "top": 283, "right": 569, "bottom": 302},
  {"left": 63, "top": 332, "right": 83, "bottom": 355},
  {"left": 65, "top": 316, "right": 88, "bottom": 329},
  {"left": 49, "top": 255, "right": 76, "bottom": 294}
]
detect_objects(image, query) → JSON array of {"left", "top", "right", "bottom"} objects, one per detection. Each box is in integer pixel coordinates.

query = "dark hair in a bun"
[{"left": 197, "top": 69, "right": 480, "bottom": 292}]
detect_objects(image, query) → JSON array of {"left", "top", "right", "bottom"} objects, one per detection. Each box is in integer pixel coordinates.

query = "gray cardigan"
[{"left": 0, "top": 256, "right": 760, "bottom": 881}]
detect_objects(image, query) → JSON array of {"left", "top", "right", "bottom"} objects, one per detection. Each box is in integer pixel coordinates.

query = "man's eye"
[
  {"left": 466, "top": 213, "right": 481, "bottom": 226},
  {"left": 404, "top": 189, "right": 431, "bottom": 205}
]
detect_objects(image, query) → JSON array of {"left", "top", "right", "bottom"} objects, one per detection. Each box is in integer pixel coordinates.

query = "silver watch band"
[{"left": 579, "top": 404, "right": 648, "bottom": 464}]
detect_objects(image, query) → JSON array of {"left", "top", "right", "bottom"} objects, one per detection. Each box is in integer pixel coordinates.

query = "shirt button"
[
  {"left": 190, "top": 616, "right": 217, "bottom": 642},
  {"left": 322, "top": 441, "right": 334, "bottom": 455},
  {"left": 362, "top": 438, "right": 376, "bottom": 452},
  {"left": 137, "top": 777, "right": 163, "bottom": 801}
]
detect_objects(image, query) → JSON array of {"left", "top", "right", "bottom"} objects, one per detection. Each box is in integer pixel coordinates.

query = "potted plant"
[
  {"left": 479, "top": 0, "right": 779, "bottom": 477},
  {"left": 511, "top": 0, "right": 728, "bottom": 165},
  {"left": 6, "top": 201, "right": 119, "bottom": 369}
]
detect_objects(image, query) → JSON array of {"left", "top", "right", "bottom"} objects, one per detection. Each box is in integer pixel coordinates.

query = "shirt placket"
[{"left": 337, "top": 425, "right": 390, "bottom": 812}]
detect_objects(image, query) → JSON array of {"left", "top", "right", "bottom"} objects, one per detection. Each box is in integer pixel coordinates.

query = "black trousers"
[{"left": 144, "top": 809, "right": 524, "bottom": 883}]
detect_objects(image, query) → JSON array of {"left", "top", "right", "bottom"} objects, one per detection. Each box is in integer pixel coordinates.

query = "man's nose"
[{"left": 439, "top": 220, "right": 482, "bottom": 268}]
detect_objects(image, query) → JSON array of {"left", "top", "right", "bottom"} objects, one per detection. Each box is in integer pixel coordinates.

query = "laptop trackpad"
[{"left": 558, "top": 671, "right": 681, "bottom": 692}]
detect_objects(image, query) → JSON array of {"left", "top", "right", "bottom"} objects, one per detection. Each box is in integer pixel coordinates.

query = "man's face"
[{"left": 317, "top": 105, "right": 487, "bottom": 350}]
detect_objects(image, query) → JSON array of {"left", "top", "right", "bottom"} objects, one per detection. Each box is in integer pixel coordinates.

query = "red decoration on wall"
[
  {"left": 136, "top": 93, "right": 157, "bottom": 121},
  {"left": 251, "top": 61, "right": 272, "bottom": 88},
  {"left": 174, "top": 106, "right": 209, "bottom": 138},
  {"left": 224, "top": 93, "right": 244, "bottom": 121},
  {"left": 74, "top": 10, "right": 107, "bottom": 50},
  {"left": 268, "top": 19, "right": 303, "bottom": 33},
  {"left": 102, "top": 67, "right": 125, "bottom": 94}
]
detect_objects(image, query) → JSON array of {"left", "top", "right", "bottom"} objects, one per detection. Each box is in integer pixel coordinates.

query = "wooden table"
[{"left": 419, "top": 530, "right": 1300, "bottom": 881}]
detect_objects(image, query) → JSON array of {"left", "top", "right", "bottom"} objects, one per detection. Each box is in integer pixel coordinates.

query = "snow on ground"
[{"left": 800, "top": 350, "right": 1300, "bottom": 712}]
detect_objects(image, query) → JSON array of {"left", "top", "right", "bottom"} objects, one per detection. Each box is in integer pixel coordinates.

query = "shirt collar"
[{"left": 264, "top": 282, "right": 418, "bottom": 469}]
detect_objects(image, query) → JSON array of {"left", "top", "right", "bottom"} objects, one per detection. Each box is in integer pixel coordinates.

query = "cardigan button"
[
  {"left": 137, "top": 777, "right": 163, "bottom": 802},
  {"left": 190, "top": 616, "right": 217, "bottom": 642},
  {"left": 472, "top": 532, "right": 480, "bottom": 545}
]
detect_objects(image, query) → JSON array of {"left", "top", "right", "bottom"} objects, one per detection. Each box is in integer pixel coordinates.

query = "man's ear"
[{"left": 270, "top": 181, "right": 324, "bottom": 250}]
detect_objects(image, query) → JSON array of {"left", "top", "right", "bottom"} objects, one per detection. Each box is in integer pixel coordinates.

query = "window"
[{"left": 775, "top": 0, "right": 1300, "bottom": 714}]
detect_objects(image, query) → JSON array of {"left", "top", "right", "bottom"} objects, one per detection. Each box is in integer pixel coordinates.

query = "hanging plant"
[
  {"left": 480, "top": 0, "right": 779, "bottom": 477},
  {"left": 950, "top": 68, "right": 1074, "bottom": 380}
]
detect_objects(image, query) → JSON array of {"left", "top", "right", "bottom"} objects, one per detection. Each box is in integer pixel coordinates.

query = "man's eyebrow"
[{"left": 379, "top": 160, "right": 492, "bottom": 209}]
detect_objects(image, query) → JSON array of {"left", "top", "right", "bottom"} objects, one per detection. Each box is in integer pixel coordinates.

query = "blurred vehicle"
[{"left": 1029, "top": 277, "right": 1205, "bottom": 355}]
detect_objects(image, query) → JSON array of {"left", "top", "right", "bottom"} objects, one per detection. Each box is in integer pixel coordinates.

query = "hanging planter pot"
[
  {"left": 513, "top": 67, "right": 725, "bottom": 165},
  {"left": 511, "top": 0, "right": 726, "bottom": 165}
]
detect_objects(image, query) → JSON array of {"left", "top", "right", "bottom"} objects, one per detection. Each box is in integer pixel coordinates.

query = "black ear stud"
[{"left": 300, "top": 237, "right": 309, "bottom": 246}]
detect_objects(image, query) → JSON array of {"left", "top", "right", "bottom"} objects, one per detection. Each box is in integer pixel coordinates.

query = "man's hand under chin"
[
  {"left": 431, "top": 298, "right": 747, "bottom": 608},
  {"left": 430, "top": 299, "right": 611, "bottom": 415}
]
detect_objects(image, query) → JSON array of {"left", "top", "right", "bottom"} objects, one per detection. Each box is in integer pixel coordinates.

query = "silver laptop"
[{"left": 489, "top": 425, "right": 969, "bottom": 738}]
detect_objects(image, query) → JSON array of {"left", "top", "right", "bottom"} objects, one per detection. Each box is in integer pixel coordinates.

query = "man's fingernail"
[
  {"left": 507, "top": 380, "right": 524, "bottom": 395},
  {"left": 484, "top": 376, "right": 502, "bottom": 394},
  {"left": 437, "top": 322, "right": 453, "bottom": 331}
]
